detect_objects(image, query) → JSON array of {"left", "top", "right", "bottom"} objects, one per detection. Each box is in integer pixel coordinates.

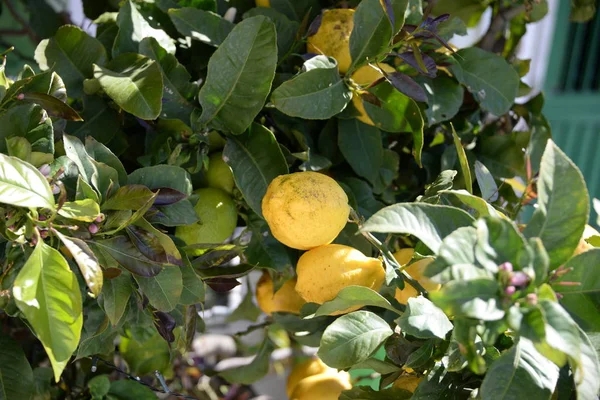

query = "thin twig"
[
  {"left": 478, "top": 5, "right": 527, "bottom": 51},
  {"left": 2, "top": 0, "right": 39, "bottom": 43}
]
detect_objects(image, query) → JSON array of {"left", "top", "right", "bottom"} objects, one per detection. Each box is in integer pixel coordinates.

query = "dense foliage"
[{"left": 0, "top": 0, "right": 599, "bottom": 399}]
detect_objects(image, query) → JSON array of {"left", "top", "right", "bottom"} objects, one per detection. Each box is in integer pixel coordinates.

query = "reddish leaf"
[
  {"left": 152, "top": 188, "right": 187, "bottom": 206},
  {"left": 206, "top": 278, "right": 240, "bottom": 293},
  {"left": 384, "top": 71, "right": 427, "bottom": 102}
]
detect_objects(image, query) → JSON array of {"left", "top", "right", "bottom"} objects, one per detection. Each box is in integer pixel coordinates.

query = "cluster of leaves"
[{"left": 0, "top": 0, "right": 598, "bottom": 399}]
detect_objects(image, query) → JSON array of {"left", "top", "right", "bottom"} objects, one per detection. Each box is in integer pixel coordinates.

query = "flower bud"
[
  {"left": 509, "top": 272, "right": 529, "bottom": 287},
  {"left": 38, "top": 164, "right": 51, "bottom": 177},
  {"left": 505, "top": 286, "right": 516, "bottom": 296},
  {"left": 88, "top": 224, "right": 99, "bottom": 234},
  {"left": 526, "top": 293, "right": 538, "bottom": 305},
  {"left": 498, "top": 262, "right": 513, "bottom": 272}
]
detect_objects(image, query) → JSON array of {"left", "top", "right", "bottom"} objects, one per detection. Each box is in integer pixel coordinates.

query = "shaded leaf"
[
  {"left": 100, "top": 271, "right": 132, "bottom": 326},
  {"left": 386, "top": 72, "right": 427, "bottom": 102},
  {"left": 338, "top": 118, "right": 383, "bottom": 186},
  {"left": 19, "top": 93, "right": 82, "bottom": 121},
  {"left": 0, "top": 334, "right": 34, "bottom": 400},
  {"left": 218, "top": 339, "right": 275, "bottom": 384},
  {"left": 93, "top": 236, "right": 163, "bottom": 277},
  {"left": 134, "top": 266, "right": 183, "bottom": 312}
]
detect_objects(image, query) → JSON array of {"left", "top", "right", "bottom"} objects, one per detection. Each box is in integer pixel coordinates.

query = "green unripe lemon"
[
  {"left": 205, "top": 152, "right": 234, "bottom": 194},
  {"left": 175, "top": 188, "right": 237, "bottom": 256}
]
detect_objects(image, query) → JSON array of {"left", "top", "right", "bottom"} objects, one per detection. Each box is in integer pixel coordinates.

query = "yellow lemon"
[
  {"left": 573, "top": 224, "right": 600, "bottom": 257},
  {"left": 393, "top": 374, "right": 422, "bottom": 393},
  {"left": 295, "top": 244, "right": 385, "bottom": 314},
  {"left": 262, "top": 172, "right": 350, "bottom": 250},
  {"left": 286, "top": 357, "right": 332, "bottom": 397},
  {"left": 256, "top": 0, "right": 270, "bottom": 6},
  {"left": 290, "top": 371, "right": 352, "bottom": 400},
  {"left": 205, "top": 152, "right": 234, "bottom": 194},
  {"left": 307, "top": 9, "right": 355, "bottom": 74},
  {"left": 350, "top": 63, "right": 396, "bottom": 126},
  {"left": 175, "top": 188, "right": 237, "bottom": 256},
  {"left": 394, "top": 256, "right": 440, "bottom": 304},
  {"left": 255, "top": 272, "right": 306, "bottom": 315}
]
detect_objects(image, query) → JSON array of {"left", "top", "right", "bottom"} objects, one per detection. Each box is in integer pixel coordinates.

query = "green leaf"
[
  {"left": 523, "top": 141, "right": 589, "bottom": 269},
  {"left": 218, "top": 339, "right": 275, "bottom": 384},
  {"left": 93, "top": 236, "right": 163, "bottom": 277},
  {"left": 18, "top": 92, "right": 82, "bottom": 121},
  {"left": 77, "top": 315, "right": 120, "bottom": 360},
  {"left": 100, "top": 271, "right": 132, "bottom": 326},
  {"left": 88, "top": 375, "right": 110, "bottom": 399},
  {"left": 430, "top": 279, "right": 504, "bottom": 321},
  {"left": 439, "top": 190, "right": 501, "bottom": 218},
  {"left": 107, "top": 380, "right": 158, "bottom": 400},
  {"left": 314, "top": 286, "right": 402, "bottom": 317},
  {"left": 271, "top": 56, "right": 352, "bottom": 119},
  {"left": 398, "top": 296, "right": 453, "bottom": 339},
  {"left": 139, "top": 37, "right": 197, "bottom": 122},
  {"left": 66, "top": 96, "right": 120, "bottom": 144},
  {"left": 13, "top": 242, "right": 83, "bottom": 382},
  {"left": 168, "top": 7, "right": 234, "bottom": 47},
  {"left": 101, "top": 185, "right": 156, "bottom": 211},
  {"left": 244, "top": 7, "right": 299, "bottom": 57},
  {"left": 113, "top": 0, "right": 175, "bottom": 57},
  {"left": 318, "top": 310, "right": 393, "bottom": 369},
  {"left": 480, "top": 338, "right": 559, "bottom": 399},
  {"left": 536, "top": 299, "right": 581, "bottom": 367},
  {"left": 85, "top": 137, "right": 127, "bottom": 186},
  {"left": 128, "top": 165, "right": 193, "bottom": 195},
  {"left": 474, "top": 160, "right": 499, "bottom": 202},
  {"left": 33, "top": 25, "right": 106, "bottom": 98},
  {"left": 58, "top": 199, "right": 101, "bottom": 222},
  {"left": 147, "top": 200, "right": 199, "bottom": 227},
  {"left": 179, "top": 256, "right": 205, "bottom": 305},
  {"left": 450, "top": 47, "right": 519, "bottom": 116},
  {"left": 349, "top": 0, "right": 408, "bottom": 70},
  {"left": 0, "top": 104, "right": 54, "bottom": 156},
  {"left": 6, "top": 136, "right": 32, "bottom": 162},
  {"left": 418, "top": 76, "right": 464, "bottom": 125},
  {"left": 474, "top": 217, "right": 531, "bottom": 273},
  {"left": 54, "top": 230, "right": 103, "bottom": 297},
  {"left": 198, "top": 16, "right": 277, "bottom": 134},
  {"left": 223, "top": 123, "right": 288, "bottom": 218},
  {"left": 227, "top": 280, "right": 261, "bottom": 322},
  {"left": 405, "top": 339, "right": 435, "bottom": 368},
  {"left": 0, "top": 153, "right": 55, "bottom": 209},
  {"left": 338, "top": 119, "right": 383, "bottom": 186},
  {"left": 93, "top": 53, "right": 163, "bottom": 120},
  {"left": 361, "top": 203, "right": 475, "bottom": 253},
  {"left": 0, "top": 334, "right": 34, "bottom": 400},
  {"left": 451, "top": 126, "right": 472, "bottom": 194},
  {"left": 553, "top": 249, "right": 600, "bottom": 331},
  {"left": 362, "top": 82, "right": 423, "bottom": 165},
  {"left": 574, "top": 326, "right": 600, "bottom": 399},
  {"left": 350, "top": 358, "right": 401, "bottom": 374},
  {"left": 245, "top": 212, "right": 294, "bottom": 271},
  {"left": 134, "top": 266, "right": 182, "bottom": 312}
]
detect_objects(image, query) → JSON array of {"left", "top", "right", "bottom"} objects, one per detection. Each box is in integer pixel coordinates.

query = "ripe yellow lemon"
[
  {"left": 286, "top": 357, "right": 332, "bottom": 397},
  {"left": 205, "top": 152, "right": 234, "bottom": 194},
  {"left": 256, "top": 0, "right": 270, "bottom": 6},
  {"left": 394, "top": 255, "right": 440, "bottom": 304},
  {"left": 350, "top": 63, "right": 396, "bottom": 126},
  {"left": 573, "top": 224, "right": 600, "bottom": 257},
  {"left": 307, "top": 9, "right": 355, "bottom": 74},
  {"left": 262, "top": 172, "right": 350, "bottom": 250},
  {"left": 295, "top": 244, "right": 385, "bottom": 313},
  {"left": 393, "top": 375, "right": 422, "bottom": 393},
  {"left": 255, "top": 272, "right": 306, "bottom": 315},
  {"left": 290, "top": 371, "right": 352, "bottom": 400},
  {"left": 175, "top": 188, "right": 237, "bottom": 256}
]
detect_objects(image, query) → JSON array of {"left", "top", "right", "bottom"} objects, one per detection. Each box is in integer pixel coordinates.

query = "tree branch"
[
  {"left": 2, "top": 0, "right": 39, "bottom": 43},
  {"left": 478, "top": 5, "right": 527, "bottom": 51}
]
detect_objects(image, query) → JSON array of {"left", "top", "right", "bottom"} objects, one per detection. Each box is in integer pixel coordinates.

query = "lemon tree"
[{"left": 0, "top": 1, "right": 599, "bottom": 399}]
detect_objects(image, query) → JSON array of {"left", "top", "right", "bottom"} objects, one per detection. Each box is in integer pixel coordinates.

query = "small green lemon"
[
  {"left": 205, "top": 152, "right": 234, "bottom": 194},
  {"left": 175, "top": 188, "right": 237, "bottom": 256}
]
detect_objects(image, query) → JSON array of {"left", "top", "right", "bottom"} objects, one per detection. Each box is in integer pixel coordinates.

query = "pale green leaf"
[{"left": 0, "top": 153, "right": 55, "bottom": 209}]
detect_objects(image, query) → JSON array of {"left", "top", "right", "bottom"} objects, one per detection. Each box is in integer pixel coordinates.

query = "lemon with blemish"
[
  {"left": 307, "top": 9, "right": 355, "bottom": 74},
  {"left": 392, "top": 374, "right": 423, "bottom": 393},
  {"left": 262, "top": 172, "right": 350, "bottom": 250}
]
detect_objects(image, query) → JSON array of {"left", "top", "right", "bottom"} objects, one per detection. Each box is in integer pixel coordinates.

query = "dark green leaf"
[
  {"left": 430, "top": 279, "right": 503, "bottom": 321},
  {"left": 338, "top": 119, "right": 383, "bottom": 186},
  {"left": 93, "top": 54, "right": 163, "bottom": 120},
  {"left": 223, "top": 123, "right": 288, "bottom": 218},
  {"left": 480, "top": 338, "right": 559, "bottom": 399},
  {"left": 93, "top": 236, "right": 163, "bottom": 277},
  {"left": 179, "top": 256, "right": 205, "bottom": 305},
  {"left": 0, "top": 153, "right": 55, "bottom": 209},
  {"left": 218, "top": 339, "right": 275, "bottom": 384},
  {"left": 19, "top": 92, "right": 82, "bottom": 121},
  {"left": 100, "top": 271, "right": 132, "bottom": 326},
  {"left": 271, "top": 56, "right": 352, "bottom": 119},
  {"left": 474, "top": 160, "right": 498, "bottom": 202},
  {"left": 523, "top": 141, "right": 589, "bottom": 269},
  {"left": 102, "top": 185, "right": 156, "bottom": 211},
  {"left": 168, "top": 8, "right": 234, "bottom": 47},
  {"left": 134, "top": 266, "right": 182, "bottom": 312},
  {"left": 148, "top": 200, "right": 200, "bottom": 227},
  {"left": 13, "top": 242, "right": 82, "bottom": 381},
  {"left": 107, "top": 380, "right": 158, "bottom": 400},
  {"left": 318, "top": 311, "right": 393, "bottom": 369},
  {"left": 418, "top": 76, "right": 463, "bottom": 125},
  {"left": 0, "top": 104, "right": 54, "bottom": 159},
  {"left": 0, "top": 334, "right": 34, "bottom": 400},
  {"left": 113, "top": 0, "right": 175, "bottom": 57},
  {"left": 66, "top": 96, "right": 120, "bottom": 144},
  {"left": 128, "top": 165, "right": 193, "bottom": 195},
  {"left": 361, "top": 203, "right": 475, "bottom": 253},
  {"left": 314, "top": 286, "right": 402, "bottom": 317},
  {"left": 450, "top": 48, "right": 519, "bottom": 116},
  {"left": 88, "top": 375, "right": 110, "bottom": 399},
  {"left": 198, "top": 16, "right": 277, "bottom": 134},
  {"left": 244, "top": 7, "right": 299, "bottom": 57},
  {"left": 451, "top": 126, "right": 472, "bottom": 194},
  {"left": 398, "top": 296, "right": 453, "bottom": 339},
  {"left": 85, "top": 136, "right": 127, "bottom": 186},
  {"left": 340, "top": 386, "right": 412, "bottom": 400}
]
